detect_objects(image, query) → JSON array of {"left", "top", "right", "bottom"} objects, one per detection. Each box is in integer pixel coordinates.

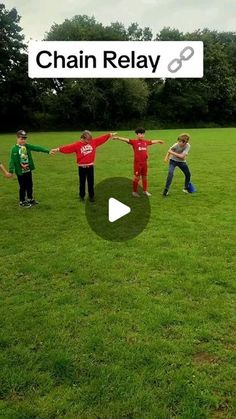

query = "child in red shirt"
[
  {"left": 113, "top": 127, "right": 164, "bottom": 197},
  {"left": 52, "top": 130, "right": 115, "bottom": 201}
]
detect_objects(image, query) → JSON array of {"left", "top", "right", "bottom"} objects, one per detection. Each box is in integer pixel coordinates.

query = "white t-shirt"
[{"left": 170, "top": 143, "right": 190, "bottom": 162}]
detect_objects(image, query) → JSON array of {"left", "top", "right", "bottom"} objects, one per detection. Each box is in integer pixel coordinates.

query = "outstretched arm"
[
  {"left": 28, "top": 144, "right": 50, "bottom": 153},
  {"left": 151, "top": 140, "right": 164, "bottom": 145},
  {"left": 112, "top": 136, "right": 130, "bottom": 143},
  {"left": 50, "top": 142, "right": 78, "bottom": 155},
  {"left": 94, "top": 132, "right": 117, "bottom": 147}
]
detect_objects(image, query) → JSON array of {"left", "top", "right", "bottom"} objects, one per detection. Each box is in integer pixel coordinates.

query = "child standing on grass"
[
  {"left": 51, "top": 130, "right": 116, "bottom": 202},
  {"left": 8, "top": 130, "right": 53, "bottom": 208},
  {"left": 113, "top": 127, "right": 164, "bottom": 197},
  {"left": 163, "top": 133, "right": 191, "bottom": 196}
]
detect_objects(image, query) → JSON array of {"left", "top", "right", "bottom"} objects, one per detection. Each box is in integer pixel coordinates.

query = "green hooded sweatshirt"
[{"left": 9, "top": 143, "right": 50, "bottom": 176}]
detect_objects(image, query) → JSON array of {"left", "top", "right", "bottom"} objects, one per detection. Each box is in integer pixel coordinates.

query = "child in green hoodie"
[{"left": 9, "top": 130, "right": 52, "bottom": 208}]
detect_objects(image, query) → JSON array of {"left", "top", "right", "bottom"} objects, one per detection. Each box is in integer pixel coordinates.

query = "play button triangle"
[{"left": 108, "top": 198, "right": 131, "bottom": 223}]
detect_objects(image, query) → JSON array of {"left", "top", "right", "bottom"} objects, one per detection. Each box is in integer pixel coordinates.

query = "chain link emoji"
[{"left": 168, "top": 46, "right": 195, "bottom": 73}]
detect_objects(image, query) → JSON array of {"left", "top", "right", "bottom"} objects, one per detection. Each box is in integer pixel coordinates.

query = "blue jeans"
[{"left": 165, "top": 160, "right": 191, "bottom": 190}]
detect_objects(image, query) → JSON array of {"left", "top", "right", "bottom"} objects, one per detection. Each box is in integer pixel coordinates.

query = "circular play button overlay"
[{"left": 85, "top": 177, "right": 151, "bottom": 241}]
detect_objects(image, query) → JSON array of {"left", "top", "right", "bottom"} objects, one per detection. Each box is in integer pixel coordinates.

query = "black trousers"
[
  {"left": 17, "top": 171, "right": 33, "bottom": 202},
  {"left": 78, "top": 166, "right": 94, "bottom": 198}
]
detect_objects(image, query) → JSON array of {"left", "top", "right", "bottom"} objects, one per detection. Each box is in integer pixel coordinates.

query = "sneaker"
[
  {"left": 79, "top": 197, "right": 85, "bottom": 202},
  {"left": 162, "top": 188, "right": 169, "bottom": 196},
  {"left": 27, "top": 199, "right": 39, "bottom": 205},
  {"left": 182, "top": 188, "right": 189, "bottom": 193},
  {"left": 132, "top": 192, "right": 140, "bottom": 197},
  {"left": 89, "top": 196, "right": 95, "bottom": 202},
  {"left": 20, "top": 201, "right": 32, "bottom": 208},
  {"left": 143, "top": 191, "right": 152, "bottom": 197}
]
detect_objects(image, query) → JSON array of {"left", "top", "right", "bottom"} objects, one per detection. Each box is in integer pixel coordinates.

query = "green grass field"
[{"left": 0, "top": 128, "right": 236, "bottom": 418}]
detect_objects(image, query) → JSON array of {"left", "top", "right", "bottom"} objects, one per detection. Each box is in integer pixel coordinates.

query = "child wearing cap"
[
  {"left": 51, "top": 131, "right": 116, "bottom": 202},
  {"left": 163, "top": 133, "right": 191, "bottom": 196},
  {"left": 8, "top": 130, "right": 53, "bottom": 208},
  {"left": 113, "top": 127, "right": 164, "bottom": 197}
]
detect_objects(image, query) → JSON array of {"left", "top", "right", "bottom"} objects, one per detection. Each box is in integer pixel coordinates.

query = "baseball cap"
[{"left": 17, "top": 130, "right": 27, "bottom": 138}]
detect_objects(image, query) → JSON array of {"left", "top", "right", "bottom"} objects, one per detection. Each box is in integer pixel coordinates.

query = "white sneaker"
[
  {"left": 143, "top": 191, "right": 152, "bottom": 196},
  {"left": 183, "top": 188, "right": 189, "bottom": 193},
  {"left": 163, "top": 189, "right": 169, "bottom": 196},
  {"left": 132, "top": 192, "right": 140, "bottom": 197}
]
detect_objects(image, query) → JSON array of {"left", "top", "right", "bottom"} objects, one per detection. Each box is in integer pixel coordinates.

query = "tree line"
[{"left": 0, "top": 4, "right": 235, "bottom": 131}]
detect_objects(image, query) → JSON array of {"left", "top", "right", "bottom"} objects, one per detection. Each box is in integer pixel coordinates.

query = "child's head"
[
  {"left": 16, "top": 130, "right": 27, "bottom": 145},
  {"left": 177, "top": 133, "right": 190, "bottom": 147},
  {"left": 81, "top": 130, "right": 92, "bottom": 142},
  {"left": 135, "top": 127, "right": 145, "bottom": 139}
]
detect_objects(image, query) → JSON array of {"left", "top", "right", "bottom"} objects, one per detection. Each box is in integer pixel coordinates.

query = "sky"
[{"left": 3, "top": 0, "right": 236, "bottom": 41}]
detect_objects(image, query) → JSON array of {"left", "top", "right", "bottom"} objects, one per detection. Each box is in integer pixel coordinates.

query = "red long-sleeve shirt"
[{"left": 59, "top": 134, "right": 111, "bottom": 166}]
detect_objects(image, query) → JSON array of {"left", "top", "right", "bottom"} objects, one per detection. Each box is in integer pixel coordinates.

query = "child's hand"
[
  {"left": 110, "top": 132, "right": 117, "bottom": 138},
  {"left": 5, "top": 172, "right": 13, "bottom": 178},
  {"left": 158, "top": 140, "right": 164, "bottom": 144},
  {"left": 21, "top": 164, "right": 29, "bottom": 170},
  {"left": 50, "top": 148, "right": 58, "bottom": 155}
]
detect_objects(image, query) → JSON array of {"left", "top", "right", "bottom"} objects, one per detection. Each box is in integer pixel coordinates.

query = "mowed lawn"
[{"left": 0, "top": 128, "right": 236, "bottom": 418}]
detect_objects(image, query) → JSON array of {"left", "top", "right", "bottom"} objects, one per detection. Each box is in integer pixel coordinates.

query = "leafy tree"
[
  {"left": 127, "top": 23, "right": 153, "bottom": 41},
  {"left": 149, "top": 27, "right": 236, "bottom": 125},
  {"left": 46, "top": 15, "right": 128, "bottom": 41},
  {"left": 0, "top": 4, "right": 25, "bottom": 81},
  {"left": 0, "top": 8, "right": 235, "bottom": 130},
  {"left": 155, "top": 27, "right": 184, "bottom": 41},
  {"left": 0, "top": 4, "right": 40, "bottom": 130},
  {"left": 43, "top": 15, "right": 150, "bottom": 128}
]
